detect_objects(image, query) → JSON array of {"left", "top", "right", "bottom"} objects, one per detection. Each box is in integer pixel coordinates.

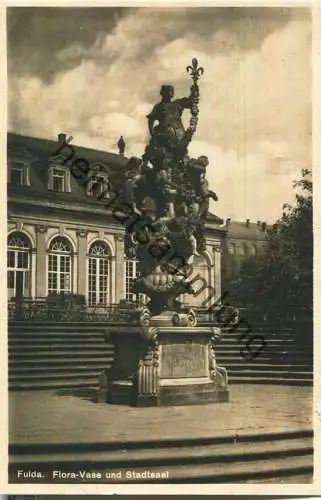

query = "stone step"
[
  {"left": 9, "top": 334, "right": 310, "bottom": 349},
  {"left": 8, "top": 361, "right": 312, "bottom": 374},
  {"left": 9, "top": 349, "right": 310, "bottom": 362},
  {"left": 10, "top": 432, "right": 312, "bottom": 483},
  {"left": 9, "top": 331, "right": 107, "bottom": 338},
  {"left": 217, "top": 338, "right": 309, "bottom": 345},
  {"left": 220, "top": 364, "right": 312, "bottom": 371},
  {"left": 9, "top": 366, "right": 312, "bottom": 385},
  {"left": 9, "top": 328, "right": 108, "bottom": 334},
  {"left": 216, "top": 349, "right": 312, "bottom": 357},
  {"left": 9, "top": 363, "right": 113, "bottom": 374},
  {"left": 218, "top": 340, "right": 310, "bottom": 348},
  {"left": 9, "top": 376, "right": 313, "bottom": 391},
  {"left": 10, "top": 380, "right": 312, "bottom": 390},
  {"left": 230, "top": 369, "right": 312, "bottom": 378},
  {"left": 8, "top": 323, "right": 303, "bottom": 335},
  {"left": 10, "top": 356, "right": 311, "bottom": 368},
  {"left": 10, "top": 378, "right": 99, "bottom": 390},
  {"left": 10, "top": 321, "right": 308, "bottom": 331},
  {"left": 228, "top": 377, "right": 312, "bottom": 385},
  {"left": 9, "top": 370, "right": 103, "bottom": 380},
  {"left": 10, "top": 435, "right": 311, "bottom": 465},
  {"left": 9, "top": 344, "right": 111, "bottom": 352},
  {"left": 151, "top": 455, "right": 312, "bottom": 483},
  {"left": 10, "top": 357, "right": 111, "bottom": 367},
  {"left": 219, "top": 338, "right": 295, "bottom": 344},
  {"left": 10, "top": 351, "right": 308, "bottom": 361},
  {"left": 9, "top": 324, "right": 121, "bottom": 332},
  {"left": 241, "top": 473, "right": 312, "bottom": 483},
  {"left": 10, "top": 350, "right": 111, "bottom": 359}
]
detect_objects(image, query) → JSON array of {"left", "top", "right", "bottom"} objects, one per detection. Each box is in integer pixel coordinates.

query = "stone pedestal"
[{"left": 98, "top": 311, "right": 229, "bottom": 407}]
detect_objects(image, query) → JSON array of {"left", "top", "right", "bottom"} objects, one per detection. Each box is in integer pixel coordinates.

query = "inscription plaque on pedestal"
[{"left": 160, "top": 339, "right": 208, "bottom": 378}]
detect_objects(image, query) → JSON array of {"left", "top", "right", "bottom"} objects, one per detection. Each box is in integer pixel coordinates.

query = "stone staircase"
[
  {"left": 9, "top": 321, "right": 313, "bottom": 390},
  {"left": 9, "top": 322, "right": 112, "bottom": 390},
  {"left": 9, "top": 429, "right": 313, "bottom": 483},
  {"left": 214, "top": 324, "right": 312, "bottom": 386}
]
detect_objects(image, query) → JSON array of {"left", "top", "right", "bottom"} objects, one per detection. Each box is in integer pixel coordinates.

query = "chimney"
[
  {"left": 261, "top": 222, "right": 267, "bottom": 232},
  {"left": 57, "top": 133, "right": 67, "bottom": 146},
  {"left": 246, "top": 218, "right": 250, "bottom": 228},
  {"left": 226, "top": 218, "right": 231, "bottom": 227}
]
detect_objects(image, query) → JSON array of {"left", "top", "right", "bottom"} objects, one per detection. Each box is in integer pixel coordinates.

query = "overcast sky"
[{"left": 7, "top": 7, "right": 311, "bottom": 223}]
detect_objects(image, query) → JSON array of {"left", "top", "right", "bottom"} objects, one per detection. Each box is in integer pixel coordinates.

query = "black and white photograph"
[{"left": 6, "top": 4, "right": 314, "bottom": 491}]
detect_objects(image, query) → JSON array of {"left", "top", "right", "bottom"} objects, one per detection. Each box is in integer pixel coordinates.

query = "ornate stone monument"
[{"left": 99, "top": 59, "right": 229, "bottom": 406}]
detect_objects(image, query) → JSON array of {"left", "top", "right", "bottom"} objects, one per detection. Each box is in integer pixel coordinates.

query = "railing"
[
  {"left": 8, "top": 297, "right": 142, "bottom": 323},
  {"left": 8, "top": 298, "right": 228, "bottom": 324},
  {"left": 8, "top": 297, "right": 313, "bottom": 326}
]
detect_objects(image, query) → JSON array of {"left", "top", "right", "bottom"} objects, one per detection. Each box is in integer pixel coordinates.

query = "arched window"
[
  {"left": 7, "top": 232, "right": 31, "bottom": 298},
  {"left": 88, "top": 241, "right": 111, "bottom": 306},
  {"left": 48, "top": 237, "right": 72, "bottom": 294}
]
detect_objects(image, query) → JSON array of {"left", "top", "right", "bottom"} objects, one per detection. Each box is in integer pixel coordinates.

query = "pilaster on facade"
[
  {"left": 35, "top": 224, "right": 49, "bottom": 297},
  {"left": 114, "top": 232, "right": 125, "bottom": 302},
  {"left": 76, "top": 229, "right": 88, "bottom": 298}
]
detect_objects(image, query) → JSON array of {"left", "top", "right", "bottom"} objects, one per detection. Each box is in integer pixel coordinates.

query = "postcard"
[{"left": 3, "top": 2, "right": 320, "bottom": 495}]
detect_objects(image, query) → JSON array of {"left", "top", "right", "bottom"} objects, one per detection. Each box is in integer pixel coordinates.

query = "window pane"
[
  {"left": 53, "top": 168, "right": 65, "bottom": 177},
  {"left": 48, "top": 252, "right": 71, "bottom": 294},
  {"left": 17, "top": 250, "right": 29, "bottom": 269},
  {"left": 53, "top": 176, "right": 64, "bottom": 192},
  {"left": 49, "top": 254, "right": 58, "bottom": 271},
  {"left": 7, "top": 251, "right": 15, "bottom": 268},
  {"left": 125, "top": 259, "right": 138, "bottom": 302},
  {"left": 8, "top": 270, "right": 15, "bottom": 289},
  {"left": 24, "top": 270, "right": 29, "bottom": 290},
  {"left": 88, "top": 256, "right": 109, "bottom": 306},
  {"left": 48, "top": 273, "right": 57, "bottom": 293},
  {"left": 11, "top": 168, "right": 24, "bottom": 186}
]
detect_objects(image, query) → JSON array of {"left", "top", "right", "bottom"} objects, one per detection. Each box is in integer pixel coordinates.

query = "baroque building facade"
[
  {"left": 221, "top": 218, "right": 269, "bottom": 293},
  {"left": 7, "top": 133, "right": 226, "bottom": 308}
]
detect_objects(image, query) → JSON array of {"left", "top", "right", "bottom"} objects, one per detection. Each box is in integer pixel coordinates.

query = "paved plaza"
[{"left": 10, "top": 384, "right": 312, "bottom": 445}]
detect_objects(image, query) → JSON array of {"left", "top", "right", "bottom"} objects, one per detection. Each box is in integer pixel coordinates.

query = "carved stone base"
[
  {"left": 106, "top": 378, "right": 229, "bottom": 407},
  {"left": 99, "top": 324, "right": 229, "bottom": 407}
]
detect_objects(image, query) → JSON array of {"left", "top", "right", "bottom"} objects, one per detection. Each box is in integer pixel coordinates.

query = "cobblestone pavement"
[{"left": 9, "top": 384, "right": 312, "bottom": 444}]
